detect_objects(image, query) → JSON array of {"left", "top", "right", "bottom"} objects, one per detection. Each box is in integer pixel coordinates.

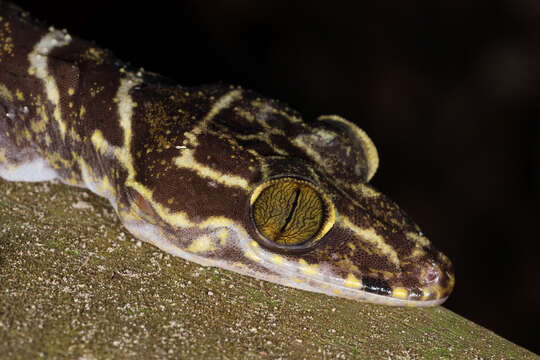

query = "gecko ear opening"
[
  {"left": 125, "top": 187, "right": 157, "bottom": 219},
  {"left": 248, "top": 176, "right": 335, "bottom": 254},
  {"left": 293, "top": 115, "right": 379, "bottom": 183}
]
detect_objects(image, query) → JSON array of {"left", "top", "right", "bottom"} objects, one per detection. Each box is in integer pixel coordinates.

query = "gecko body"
[{"left": 0, "top": 2, "right": 454, "bottom": 306}]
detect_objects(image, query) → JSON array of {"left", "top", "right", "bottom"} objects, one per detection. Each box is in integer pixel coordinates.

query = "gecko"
[{"left": 0, "top": 2, "right": 454, "bottom": 306}]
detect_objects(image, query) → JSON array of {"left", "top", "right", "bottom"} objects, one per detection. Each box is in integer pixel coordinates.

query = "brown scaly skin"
[{"left": 0, "top": 2, "right": 454, "bottom": 306}]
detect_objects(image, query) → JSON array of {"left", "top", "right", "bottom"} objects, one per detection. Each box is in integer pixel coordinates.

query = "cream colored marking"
[
  {"left": 198, "top": 216, "right": 242, "bottom": 230},
  {"left": 187, "top": 235, "right": 216, "bottom": 253},
  {"left": 69, "top": 127, "right": 81, "bottom": 141},
  {"left": 77, "top": 158, "right": 115, "bottom": 198},
  {"left": 393, "top": 287, "right": 409, "bottom": 299},
  {"left": 0, "top": 83, "right": 13, "bottom": 102},
  {"left": 244, "top": 248, "right": 261, "bottom": 263},
  {"left": 294, "top": 128, "right": 338, "bottom": 165},
  {"left": 204, "top": 126, "right": 269, "bottom": 172},
  {"left": 0, "top": 157, "right": 58, "bottom": 181},
  {"left": 15, "top": 89, "right": 24, "bottom": 101},
  {"left": 234, "top": 106, "right": 287, "bottom": 137},
  {"left": 233, "top": 107, "right": 255, "bottom": 122},
  {"left": 292, "top": 134, "right": 326, "bottom": 169},
  {"left": 406, "top": 246, "right": 425, "bottom": 259},
  {"left": 152, "top": 201, "right": 195, "bottom": 228},
  {"left": 30, "top": 105, "right": 49, "bottom": 134},
  {"left": 272, "top": 254, "right": 284, "bottom": 265},
  {"left": 367, "top": 268, "right": 396, "bottom": 279},
  {"left": 174, "top": 149, "right": 249, "bottom": 190},
  {"left": 115, "top": 76, "right": 141, "bottom": 173},
  {"left": 422, "top": 288, "right": 433, "bottom": 299},
  {"left": 406, "top": 232, "right": 431, "bottom": 247},
  {"left": 250, "top": 100, "right": 302, "bottom": 124},
  {"left": 351, "top": 183, "right": 380, "bottom": 198},
  {"left": 318, "top": 115, "right": 379, "bottom": 181},
  {"left": 234, "top": 132, "right": 289, "bottom": 156},
  {"left": 339, "top": 216, "right": 400, "bottom": 267},
  {"left": 246, "top": 149, "right": 267, "bottom": 170},
  {"left": 91, "top": 130, "right": 112, "bottom": 155},
  {"left": 185, "top": 90, "right": 242, "bottom": 147},
  {"left": 28, "top": 30, "right": 72, "bottom": 139},
  {"left": 89, "top": 74, "right": 155, "bottom": 204},
  {"left": 217, "top": 229, "right": 228, "bottom": 245},
  {"left": 298, "top": 259, "right": 319, "bottom": 275},
  {"left": 344, "top": 273, "right": 362, "bottom": 288},
  {"left": 98, "top": 175, "right": 115, "bottom": 198}
]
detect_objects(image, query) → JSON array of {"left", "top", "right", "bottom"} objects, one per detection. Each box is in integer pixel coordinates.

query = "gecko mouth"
[{"left": 244, "top": 240, "right": 453, "bottom": 306}]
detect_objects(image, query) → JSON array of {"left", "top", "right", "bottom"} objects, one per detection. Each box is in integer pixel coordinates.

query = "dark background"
[{"left": 16, "top": 0, "right": 539, "bottom": 353}]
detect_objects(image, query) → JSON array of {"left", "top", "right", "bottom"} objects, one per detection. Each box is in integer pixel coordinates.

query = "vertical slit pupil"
[{"left": 280, "top": 188, "right": 301, "bottom": 233}]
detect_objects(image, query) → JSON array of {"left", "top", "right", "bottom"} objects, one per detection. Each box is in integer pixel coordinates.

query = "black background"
[{"left": 15, "top": 0, "right": 539, "bottom": 353}]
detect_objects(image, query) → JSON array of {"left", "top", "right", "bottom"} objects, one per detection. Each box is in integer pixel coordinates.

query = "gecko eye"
[{"left": 249, "top": 177, "right": 335, "bottom": 254}]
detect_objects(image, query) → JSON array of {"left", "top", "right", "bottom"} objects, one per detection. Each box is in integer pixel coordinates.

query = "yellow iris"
[{"left": 251, "top": 178, "right": 330, "bottom": 246}]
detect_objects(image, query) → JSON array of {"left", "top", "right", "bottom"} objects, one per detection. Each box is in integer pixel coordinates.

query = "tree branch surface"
[{"left": 0, "top": 180, "right": 537, "bottom": 359}]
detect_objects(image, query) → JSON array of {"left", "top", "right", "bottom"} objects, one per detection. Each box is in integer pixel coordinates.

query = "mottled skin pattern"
[{"left": 0, "top": 2, "right": 454, "bottom": 306}]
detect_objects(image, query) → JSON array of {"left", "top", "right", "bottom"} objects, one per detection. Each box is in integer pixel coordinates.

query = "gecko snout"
[{"left": 414, "top": 251, "right": 455, "bottom": 301}]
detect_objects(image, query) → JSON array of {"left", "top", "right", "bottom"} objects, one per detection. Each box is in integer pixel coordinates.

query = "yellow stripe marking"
[
  {"left": 217, "top": 229, "right": 228, "bottom": 245},
  {"left": 187, "top": 235, "right": 216, "bottom": 253},
  {"left": 299, "top": 259, "right": 319, "bottom": 275},
  {"left": 28, "top": 30, "right": 72, "bottom": 139},
  {"left": 344, "top": 273, "right": 362, "bottom": 288},
  {"left": 272, "top": 255, "right": 284, "bottom": 265},
  {"left": 350, "top": 183, "right": 381, "bottom": 198},
  {"left": 317, "top": 115, "right": 379, "bottom": 181},
  {"left": 406, "top": 232, "right": 431, "bottom": 247},
  {"left": 245, "top": 248, "right": 260, "bottom": 262},
  {"left": 174, "top": 149, "right": 249, "bottom": 190},
  {"left": 339, "top": 216, "right": 400, "bottom": 267},
  {"left": 393, "top": 287, "right": 408, "bottom": 299},
  {"left": 16, "top": 89, "right": 25, "bottom": 101},
  {"left": 0, "top": 83, "right": 13, "bottom": 102},
  {"left": 291, "top": 134, "right": 326, "bottom": 170},
  {"left": 185, "top": 90, "right": 242, "bottom": 147}
]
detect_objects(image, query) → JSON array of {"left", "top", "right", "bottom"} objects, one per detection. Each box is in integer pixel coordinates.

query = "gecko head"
[
  {"left": 240, "top": 114, "right": 455, "bottom": 306},
  {"left": 123, "top": 90, "right": 453, "bottom": 306},
  {"left": 245, "top": 168, "right": 455, "bottom": 306}
]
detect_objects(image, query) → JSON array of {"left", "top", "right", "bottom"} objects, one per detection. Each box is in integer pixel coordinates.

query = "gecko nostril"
[{"left": 424, "top": 266, "right": 440, "bottom": 284}]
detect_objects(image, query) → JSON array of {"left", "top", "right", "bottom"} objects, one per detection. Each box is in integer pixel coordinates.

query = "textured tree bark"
[{"left": 0, "top": 179, "right": 537, "bottom": 359}]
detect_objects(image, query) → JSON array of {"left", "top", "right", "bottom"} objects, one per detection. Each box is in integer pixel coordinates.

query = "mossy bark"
[{"left": 0, "top": 179, "right": 537, "bottom": 359}]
